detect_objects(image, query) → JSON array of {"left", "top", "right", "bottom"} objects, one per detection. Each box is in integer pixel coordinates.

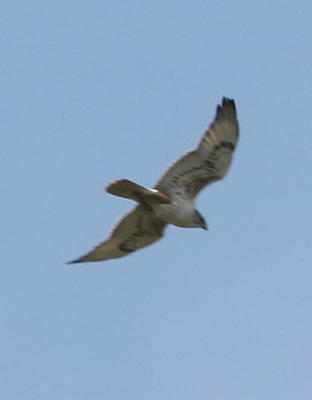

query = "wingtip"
[
  {"left": 218, "top": 97, "right": 237, "bottom": 117},
  {"left": 221, "top": 96, "right": 235, "bottom": 106},
  {"left": 65, "top": 259, "right": 80, "bottom": 265}
]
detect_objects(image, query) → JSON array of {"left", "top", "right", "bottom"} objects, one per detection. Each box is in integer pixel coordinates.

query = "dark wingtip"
[
  {"left": 220, "top": 97, "right": 237, "bottom": 116},
  {"left": 222, "top": 96, "right": 235, "bottom": 106},
  {"left": 65, "top": 259, "right": 80, "bottom": 265}
]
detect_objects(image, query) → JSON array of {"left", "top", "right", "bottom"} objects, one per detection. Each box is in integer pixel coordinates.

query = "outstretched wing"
[
  {"left": 67, "top": 206, "right": 167, "bottom": 264},
  {"left": 155, "top": 97, "right": 239, "bottom": 200}
]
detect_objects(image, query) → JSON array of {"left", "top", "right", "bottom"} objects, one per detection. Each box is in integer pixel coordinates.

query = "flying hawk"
[{"left": 68, "top": 97, "right": 239, "bottom": 263}]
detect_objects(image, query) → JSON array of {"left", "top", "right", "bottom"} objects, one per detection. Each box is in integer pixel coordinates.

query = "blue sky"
[{"left": 1, "top": 1, "right": 312, "bottom": 399}]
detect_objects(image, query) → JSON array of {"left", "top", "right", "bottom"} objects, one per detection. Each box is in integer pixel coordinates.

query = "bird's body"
[
  {"left": 151, "top": 197, "right": 198, "bottom": 228},
  {"left": 68, "top": 97, "right": 239, "bottom": 264}
]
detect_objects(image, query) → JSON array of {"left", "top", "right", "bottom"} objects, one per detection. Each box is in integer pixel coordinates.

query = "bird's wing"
[
  {"left": 155, "top": 98, "right": 239, "bottom": 200},
  {"left": 67, "top": 206, "right": 167, "bottom": 263}
]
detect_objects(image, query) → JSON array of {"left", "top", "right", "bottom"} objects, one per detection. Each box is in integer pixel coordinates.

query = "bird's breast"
[{"left": 152, "top": 201, "right": 195, "bottom": 227}]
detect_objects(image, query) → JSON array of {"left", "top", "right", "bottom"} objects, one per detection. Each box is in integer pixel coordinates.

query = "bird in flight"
[{"left": 68, "top": 97, "right": 239, "bottom": 264}]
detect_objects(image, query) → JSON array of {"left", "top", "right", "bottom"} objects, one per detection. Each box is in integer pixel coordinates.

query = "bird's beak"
[{"left": 202, "top": 223, "right": 208, "bottom": 231}]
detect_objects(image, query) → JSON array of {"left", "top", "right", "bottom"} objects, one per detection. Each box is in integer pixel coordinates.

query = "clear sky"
[{"left": 1, "top": 1, "right": 312, "bottom": 399}]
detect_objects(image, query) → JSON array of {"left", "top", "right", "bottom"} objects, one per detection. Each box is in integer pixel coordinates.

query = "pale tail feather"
[{"left": 106, "top": 179, "right": 171, "bottom": 204}]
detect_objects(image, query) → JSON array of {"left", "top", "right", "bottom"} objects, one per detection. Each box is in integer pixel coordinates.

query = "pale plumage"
[{"left": 67, "top": 97, "right": 239, "bottom": 264}]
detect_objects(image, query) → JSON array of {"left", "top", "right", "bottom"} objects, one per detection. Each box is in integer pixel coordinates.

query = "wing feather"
[
  {"left": 67, "top": 206, "right": 167, "bottom": 263},
  {"left": 155, "top": 98, "right": 238, "bottom": 200}
]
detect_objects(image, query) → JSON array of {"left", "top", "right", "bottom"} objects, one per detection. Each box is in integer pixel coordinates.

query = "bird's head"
[{"left": 194, "top": 210, "right": 208, "bottom": 230}]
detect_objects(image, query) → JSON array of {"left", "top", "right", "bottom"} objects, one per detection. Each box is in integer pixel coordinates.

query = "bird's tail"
[{"left": 106, "top": 179, "right": 171, "bottom": 204}]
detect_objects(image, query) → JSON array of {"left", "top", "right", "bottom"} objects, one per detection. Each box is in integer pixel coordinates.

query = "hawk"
[{"left": 68, "top": 97, "right": 239, "bottom": 263}]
